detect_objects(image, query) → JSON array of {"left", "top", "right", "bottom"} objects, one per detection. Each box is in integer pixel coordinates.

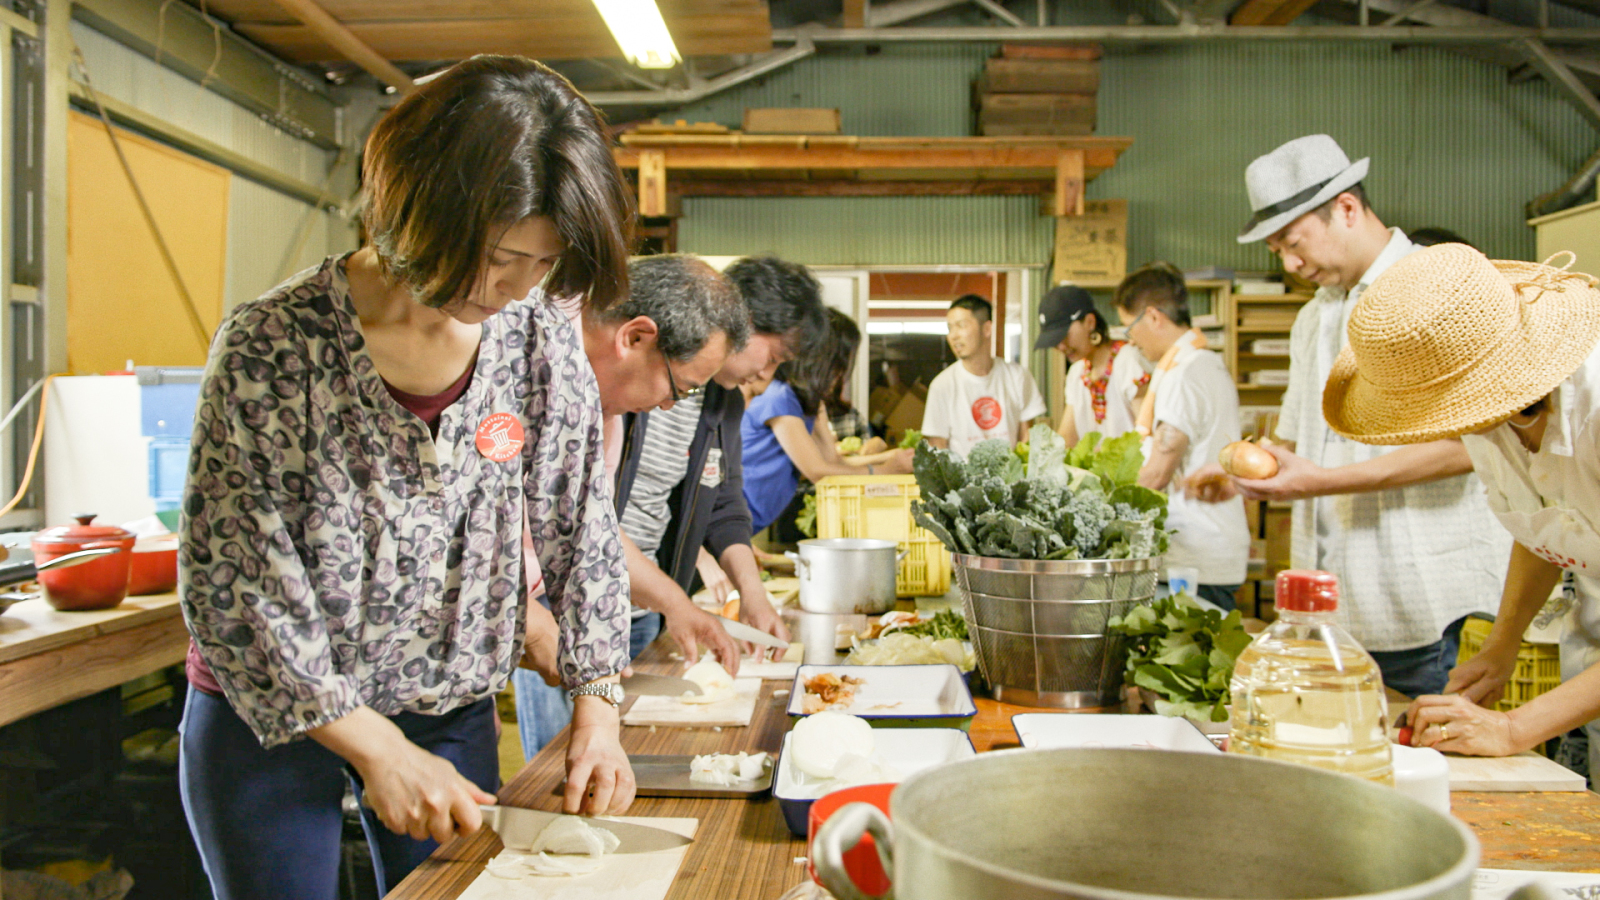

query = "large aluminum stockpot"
[
  {"left": 814, "top": 748, "right": 1550, "bottom": 900},
  {"left": 787, "top": 538, "right": 904, "bottom": 615}
]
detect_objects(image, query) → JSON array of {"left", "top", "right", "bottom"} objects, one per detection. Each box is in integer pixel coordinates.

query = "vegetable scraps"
[
  {"left": 1107, "top": 594, "right": 1252, "bottom": 723},
  {"left": 910, "top": 425, "right": 1169, "bottom": 560}
]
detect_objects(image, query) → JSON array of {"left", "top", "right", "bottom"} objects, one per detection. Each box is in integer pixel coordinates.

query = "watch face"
[{"left": 608, "top": 683, "right": 626, "bottom": 703}]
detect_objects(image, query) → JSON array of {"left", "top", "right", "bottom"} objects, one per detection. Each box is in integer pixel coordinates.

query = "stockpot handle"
[
  {"left": 895, "top": 548, "right": 909, "bottom": 563},
  {"left": 784, "top": 551, "right": 808, "bottom": 577},
  {"left": 812, "top": 801, "right": 894, "bottom": 900}
]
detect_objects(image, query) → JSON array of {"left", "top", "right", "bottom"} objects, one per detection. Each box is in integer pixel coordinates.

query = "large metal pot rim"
[
  {"left": 953, "top": 553, "right": 1163, "bottom": 575},
  {"left": 887, "top": 747, "right": 1481, "bottom": 900},
  {"left": 800, "top": 538, "right": 901, "bottom": 552}
]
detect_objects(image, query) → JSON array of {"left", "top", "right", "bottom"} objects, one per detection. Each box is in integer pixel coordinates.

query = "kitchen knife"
[
  {"left": 621, "top": 673, "right": 702, "bottom": 696},
  {"left": 477, "top": 805, "right": 692, "bottom": 854},
  {"left": 713, "top": 614, "right": 789, "bottom": 650}
]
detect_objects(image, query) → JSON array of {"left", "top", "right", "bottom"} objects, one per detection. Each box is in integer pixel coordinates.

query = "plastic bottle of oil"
[{"left": 1228, "top": 570, "right": 1393, "bottom": 785}]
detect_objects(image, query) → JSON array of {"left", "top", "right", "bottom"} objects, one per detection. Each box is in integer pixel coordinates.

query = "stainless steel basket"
[{"left": 953, "top": 553, "right": 1161, "bottom": 708}]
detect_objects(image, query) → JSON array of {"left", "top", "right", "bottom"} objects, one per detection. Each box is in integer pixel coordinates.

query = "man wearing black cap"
[{"left": 1035, "top": 284, "right": 1150, "bottom": 447}]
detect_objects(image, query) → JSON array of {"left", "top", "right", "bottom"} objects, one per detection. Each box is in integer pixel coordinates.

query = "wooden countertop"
[
  {"left": 392, "top": 646, "right": 1600, "bottom": 900},
  {"left": 0, "top": 592, "right": 187, "bottom": 726}
]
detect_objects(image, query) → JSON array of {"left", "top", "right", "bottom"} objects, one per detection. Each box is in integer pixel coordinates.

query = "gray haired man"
[{"left": 514, "top": 254, "right": 752, "bottom": 756}]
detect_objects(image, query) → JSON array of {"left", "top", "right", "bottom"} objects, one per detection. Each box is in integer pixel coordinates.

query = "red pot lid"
[{"left": 34, "top": 514, "right": 136, "bottom": 545}]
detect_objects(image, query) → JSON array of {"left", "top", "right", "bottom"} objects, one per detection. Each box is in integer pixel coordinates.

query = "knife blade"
[
  {"left": 713, "top": 614, "right": 789, "bottom": 650},
  {"left": 621, "top": 673, "right": 702, "bottom": 696},
  {"left": 478, "top": 805, "right": 692, "bottom": 854}
]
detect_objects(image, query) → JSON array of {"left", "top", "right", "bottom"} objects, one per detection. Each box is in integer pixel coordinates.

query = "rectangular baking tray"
[
  {"left": 786, "top": 664, "right": 976, "bottom": 729},
  {"left": 1011, "top": 713, "right": 1220, "bottom": 754},
  {"left": 772, "top": 727, "right": 976, "bottom": 836}
]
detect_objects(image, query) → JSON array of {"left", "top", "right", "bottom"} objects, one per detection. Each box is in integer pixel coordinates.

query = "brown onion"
[{"left": 1219, "top": 440, "right": 1279, "bottom": 479}]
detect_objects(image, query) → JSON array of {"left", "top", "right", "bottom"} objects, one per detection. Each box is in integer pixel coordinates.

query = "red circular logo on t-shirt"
[
  {"left": 971, "top": 396, "right": 1003, "bottom": 431},
  {"left": 474, "top": 413, "right": 525, "bottom": 462}
]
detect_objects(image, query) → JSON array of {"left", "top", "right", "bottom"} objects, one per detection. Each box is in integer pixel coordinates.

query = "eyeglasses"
[
  {"left": 659, "top": 342, "right": 705, "bottom": 403},
  {"left": 1125, "top": 308, "right": 1150, "bottom": 334}
]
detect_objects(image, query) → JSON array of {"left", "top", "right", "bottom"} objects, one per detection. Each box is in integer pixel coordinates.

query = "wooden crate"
[
  {"left": 1001, "top": 43, "right": 1102, "bottom": 60},
  {"left": 977, "top": 93, "right": 1096, "bottom": 135},
  {"left": 1052, "top": 199, "right": 1127, "bottom": 282},
  {"left": 979, "top": 58, "right": 1100, "bottom": 94},
  {"left": 742, "top": 107, "right": 841, "bottom": 134}
]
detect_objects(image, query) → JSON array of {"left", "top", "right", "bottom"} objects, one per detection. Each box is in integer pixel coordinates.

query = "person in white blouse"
[
  {"left": 1323, "top": 242, "right": 1600, "bottom": 780},
  {"left": 1035, "top": 284, "right": 1149, "bottom": 447},
  {"left": 1190, "top": 134, "right": 1505, "bottom": 697}
]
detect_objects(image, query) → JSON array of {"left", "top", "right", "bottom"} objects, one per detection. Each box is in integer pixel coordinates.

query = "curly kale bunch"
[{"left": 910, "top": 424, "right": 1170, "bottom": 561}]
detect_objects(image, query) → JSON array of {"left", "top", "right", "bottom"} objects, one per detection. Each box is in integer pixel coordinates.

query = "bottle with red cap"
[{"left": 1227, "top": 570, "right": 1394, "bottom": 785}]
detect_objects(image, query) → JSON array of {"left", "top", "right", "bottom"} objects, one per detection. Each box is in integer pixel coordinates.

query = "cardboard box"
[
  {"left": 884, "top": 390, "right": 927, "bottom": 445},
  {"left": 978, "top": 58, "right": 1100, "bottom": 94},
  {"left": 1053, "top": 199, "right": 1127, "bottom": 283},
  {"left": 743, "top": 108, "right": 841, "bottom": 134},
  {"left": 976, "top": 92, "right": 1096, "bottom": 136}
]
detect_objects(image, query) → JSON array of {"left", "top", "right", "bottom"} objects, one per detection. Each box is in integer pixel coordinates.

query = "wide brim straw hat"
[{"left": 1324, "top": 243, "right": 1600, "bottom": 445}]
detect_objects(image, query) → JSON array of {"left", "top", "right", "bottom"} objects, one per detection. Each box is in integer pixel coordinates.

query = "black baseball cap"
[{"left": 1033, "top": 285, "right": 1098, "bottom": 351}]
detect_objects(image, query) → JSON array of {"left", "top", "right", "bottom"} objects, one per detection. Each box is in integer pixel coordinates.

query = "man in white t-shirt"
[
  {"left": 1116, "top": 264, "right": 1249, "bottom": 611},
  {"left": 922, "top": 294, "right": 1046, "bottom": 458}
]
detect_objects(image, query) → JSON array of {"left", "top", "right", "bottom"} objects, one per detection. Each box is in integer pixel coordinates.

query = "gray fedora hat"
[{"left": 1237, "top": 134, "right": 1369, "bottom": 244}]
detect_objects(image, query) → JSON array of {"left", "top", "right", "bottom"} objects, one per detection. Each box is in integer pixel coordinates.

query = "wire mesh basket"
[{"left": 953, "top": 553, "right": 1161, "bottom": 708}]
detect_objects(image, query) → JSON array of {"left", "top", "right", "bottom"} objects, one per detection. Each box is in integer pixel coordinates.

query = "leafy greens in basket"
[
  {"left": 1108, "top": 594, "right": 1252, "bottom": 723},
  {"left": 910, "top": 425, "right": 1169, "bottom": 560}
]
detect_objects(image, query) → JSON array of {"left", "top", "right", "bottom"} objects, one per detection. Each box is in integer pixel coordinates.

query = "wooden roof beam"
[
  {"left": 269, "top": 0, "right": 413, "bottom": 91},
  {"left": 1231, "top": 0, "right": 1323, "bottom": 25}
]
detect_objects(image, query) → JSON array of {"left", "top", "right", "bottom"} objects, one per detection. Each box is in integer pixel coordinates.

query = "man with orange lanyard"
[{"left": 1035, "top": 284, "right": 1151, "bottom": 446}]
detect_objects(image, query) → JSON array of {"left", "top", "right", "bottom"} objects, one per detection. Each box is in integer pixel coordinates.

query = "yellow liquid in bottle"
[{"left": 1229, "top": 638, "right": 1394, "bottom": 785}]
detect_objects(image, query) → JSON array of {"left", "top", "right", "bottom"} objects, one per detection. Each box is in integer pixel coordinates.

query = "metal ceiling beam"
[
  {"left": 583, "top": 38, "right": 816, "bottom": 106},
  {"left": 1378, "top": 0, "right": 1438, "bottom": 27},
  {"left": 867, "top": 0, "right": 972, "bottom": 26},
  {"left": 71, "top": 0, "right": 341, "bottom": 149},
  {"left": 268, "top": 0, "right": 413, "bottom": 93},
  {"left": 1192, "top": 0, "right": 1243, "bottom": 22},
  {"left": 971, "top": 0, "right": 1026, "bottom": 26},
  {"left": 1519, "top": 37, "right": 1600, "bottom": 129},
  {"left": 770, "top": 24, "right": 1600, "bottom": 42}
]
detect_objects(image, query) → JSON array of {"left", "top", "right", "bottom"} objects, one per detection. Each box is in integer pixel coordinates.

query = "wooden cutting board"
[
  {"left": 622, "top": 678, "right": 762, "bottom": 728},
  {"left": 1447, "top": 752, "right": 1587, "bottom": 792},
  {"left": 455, "top": 816, "right": 698, "bottom": 900}
]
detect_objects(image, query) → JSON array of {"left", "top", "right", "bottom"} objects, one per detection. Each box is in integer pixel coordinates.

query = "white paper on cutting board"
[
  {"left": 622, "top": 678, "right": 762, "bottom": 727},
  {"left": 456, "top": 817, "right": 698, "bottom": 900},
  {"left": 1473, "top": 869, "right": 1600, "bottom": 900},
  {"left": 1447, "top": 752, "right": 1587, "bottom": 792}
]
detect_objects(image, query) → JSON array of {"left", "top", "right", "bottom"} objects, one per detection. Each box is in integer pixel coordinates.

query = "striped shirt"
[{"left": 621, "top": 395, "right": 705, "bottom": 559}]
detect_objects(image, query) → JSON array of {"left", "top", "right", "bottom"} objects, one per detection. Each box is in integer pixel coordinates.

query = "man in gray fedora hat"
[{"left": 1193, "top": 134, "right": 1505, "bottom": 697}]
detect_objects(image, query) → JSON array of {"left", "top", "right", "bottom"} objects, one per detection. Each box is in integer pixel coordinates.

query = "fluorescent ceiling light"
[{"left": 591, "top": 0, "right": 681, "bottom": 69}]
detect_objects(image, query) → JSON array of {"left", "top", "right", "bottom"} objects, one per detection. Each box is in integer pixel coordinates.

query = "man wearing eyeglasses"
[
  {"left": 513, "top": 254, "right": 752, "bottom": 756},
  {"left": 614, "top": 256, "right": 828, "bottom": 668}
]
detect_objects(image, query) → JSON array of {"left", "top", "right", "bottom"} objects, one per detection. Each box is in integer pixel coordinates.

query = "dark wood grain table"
[{"left": 390, "top": 644, "right": 1600, "bottom": 899}]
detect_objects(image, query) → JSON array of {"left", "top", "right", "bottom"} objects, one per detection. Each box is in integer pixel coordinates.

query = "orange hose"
[{"left": 0, "top": 374, "right": 59, "bottom": 519}]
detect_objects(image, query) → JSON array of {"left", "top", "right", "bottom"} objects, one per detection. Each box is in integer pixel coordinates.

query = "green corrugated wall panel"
[
  {"left": 1093, "top": 42, "right": 1595, "bottom": 268},
  {"left": 671, "top": 42, "right": 1595, "bottom": 269},
  {"left": 678, "top": 195, "right": 1052, "bottom": 265}
]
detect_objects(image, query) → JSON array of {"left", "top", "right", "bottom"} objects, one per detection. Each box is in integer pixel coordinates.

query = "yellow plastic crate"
[
  {"left": 814, "top": 474, "right": 951, "bottom": 597},
  {"left": 1457, "top": 617, "right": 1562, "bottom": 712}
]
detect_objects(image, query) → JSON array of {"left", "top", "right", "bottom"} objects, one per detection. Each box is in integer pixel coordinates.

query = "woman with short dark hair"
[{"left": 178, "top": 56, "right": 637, "bottom": 899}]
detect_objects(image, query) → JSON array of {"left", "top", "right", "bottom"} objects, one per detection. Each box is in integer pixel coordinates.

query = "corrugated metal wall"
[
  {"left": 674, "top": 41, "right": 1597, "bottom": 269},
  {"left": 70, "top": 23, "right": 354, "bottom": 309}
]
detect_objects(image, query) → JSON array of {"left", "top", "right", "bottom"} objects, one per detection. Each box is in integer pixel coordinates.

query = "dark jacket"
[{"left": 615, "top": 381, "right": 752, "bottom": 593}]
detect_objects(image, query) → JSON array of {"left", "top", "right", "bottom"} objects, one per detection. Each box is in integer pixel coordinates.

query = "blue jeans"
[
  {"left": 513, "top": 611, "right": 663, "bottom": 759},
  {"left": 1369, "top": 616, "right": 1469, "bottom": 699},
  {"left": 178, "top": 687, "right": 499, "bottom": 900}
]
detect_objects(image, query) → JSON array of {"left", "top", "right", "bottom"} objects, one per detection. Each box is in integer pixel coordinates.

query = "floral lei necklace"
[{"left": 1081, "top": 340, "right": 1147, "bottom": 423}]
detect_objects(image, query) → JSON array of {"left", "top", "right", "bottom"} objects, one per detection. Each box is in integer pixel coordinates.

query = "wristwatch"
[{"left": 568, "top": 682, "right": 625, "bottom": 707}]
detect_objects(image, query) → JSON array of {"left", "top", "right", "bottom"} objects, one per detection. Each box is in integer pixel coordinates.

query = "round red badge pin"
[
  {"left": 972, "top": 396, "right": 1003, "bottom": 431},
  {"left": 474, "top": 413, "right": 525, "bottom": 462}
]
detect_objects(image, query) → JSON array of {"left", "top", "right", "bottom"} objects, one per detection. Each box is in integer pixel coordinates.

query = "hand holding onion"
[{"left": 1218, "top": 440, "right": 1280, "bottom": 480}]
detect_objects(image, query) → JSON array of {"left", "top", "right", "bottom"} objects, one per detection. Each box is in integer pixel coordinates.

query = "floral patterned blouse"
[{"left": 180, "top": 256, "right": 630, "bottom": 748}]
